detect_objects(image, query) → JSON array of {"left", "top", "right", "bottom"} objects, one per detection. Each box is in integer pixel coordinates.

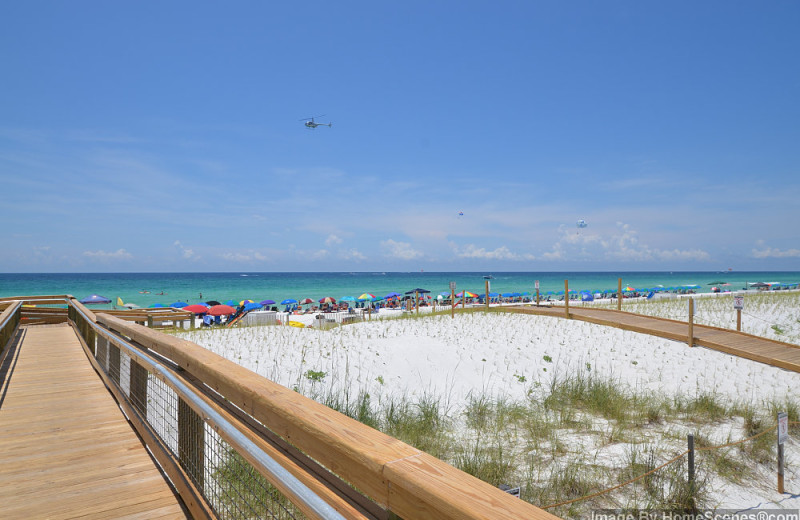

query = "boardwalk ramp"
[{"left": 0, "top": 323, "right": 188, "bottom": 519}]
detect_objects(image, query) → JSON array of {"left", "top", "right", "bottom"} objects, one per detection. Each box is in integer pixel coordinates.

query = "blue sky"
[{"left": 2, "top": 1, "right": 798, "bottom": 272}]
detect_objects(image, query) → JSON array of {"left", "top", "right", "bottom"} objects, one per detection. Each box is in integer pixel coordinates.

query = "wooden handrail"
[{"left": 96, "top": 313, "right": 557, "bottom": 520}]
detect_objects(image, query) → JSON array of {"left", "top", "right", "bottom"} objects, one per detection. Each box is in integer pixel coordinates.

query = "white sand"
[{"left": 178, "top": 294, "right": 800, "bottom": 512}]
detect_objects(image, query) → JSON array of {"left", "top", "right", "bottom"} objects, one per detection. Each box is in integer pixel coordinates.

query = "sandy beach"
[{"left": 177, "top": 290, "right": 800, "bottom": 513}]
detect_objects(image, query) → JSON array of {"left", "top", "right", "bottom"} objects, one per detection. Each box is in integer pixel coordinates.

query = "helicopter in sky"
[{"left": 301, "top": 115, "right": 332, "bottom": 129}]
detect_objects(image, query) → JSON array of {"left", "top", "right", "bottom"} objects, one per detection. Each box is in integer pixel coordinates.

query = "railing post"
[
  {"left": 564, "top": 279, "right": 570, "bottom": 318},
  {"left": 179, "top": 398, "right": 205, "bottom": 491},
  {"left": 617, "top": 278, "right": 622, "bottom": 311},
  {"left": 688, "top": 298, "right": 694, "bottom": 348}
]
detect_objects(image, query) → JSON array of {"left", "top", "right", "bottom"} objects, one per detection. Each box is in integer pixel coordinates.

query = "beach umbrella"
[
  {"left": 224, "top": 299, "right": 237, "bottom": 306},
  {"left": 319, "top": 297, "right": 336, "bottom": 304},
  {"left": 207, "top": 305, "right": 236, "bottom": 316},
  {"left": 405, "top": 288, "right": 431, "bottom": 294},
  {"left": 239, "top": 299, "right": 255, "bottom": 306},
  {"left": 341, "top": 296, "right": 357, "bottom": 301},
  {"left": 184, "top": 304, "right": 210, "bottom": 314},
  {"left": 298, "top": 298, "right": 314, "bottom": 305},
  {"left": 281, "top": 298, "right": 298, "bottom": 305},
  {"left": 489, "top": 292, "right": 500, "bottom": 297},
  {"left": 205, "top": 300, "right": 221, "bottom": 306},
  {"left": 243, "top": 302, "right": 262, "bottom": 311},
  {"left": 624, "top": 286, "right": 636, "bottom": 291},
  {"left": 259, "top": 299, "right": 276, "bottom": 306},
  {"left": 456, "top": 291, "right": 478, "bottom": 298},
  {"left": 149, "top": 303, "right": 166, "bottom": 308},
  {"left": 358, "top": 293, "right": 375, "bottom": 300},
  {"left": 79, "top": 294, "right": 111, "bottom": 304},
  {"left": 384, "top": 292, "right": 401, "bottom": 299},
  {"left": 122, "top": 303, "right": 141, "bottom": 309},
  {"left": 501, "top": 292, "right": 513, "bottom": 297},
  {"left": 170, "top": 301, "right": 189, "bottom": 308},
  {"left": 707, "top": 281, "right": 725, "bottom": 286}
]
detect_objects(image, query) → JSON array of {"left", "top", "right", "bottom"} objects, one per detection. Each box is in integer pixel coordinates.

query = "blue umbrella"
[
  {"left": 244, "top": 302, "right": 262, "bottom": 311},
  {"left": 170, "top": 301, "right": 188, "bottom": 308},
  {"left": 341, "top": 296, "right": 357, "bottom": 301},
  {"left": 385, "top": 292, "right": 401, "bottom": 299},
  {"left": 489, "top": 292, "right": 500, "bottom": 297},
  {"left": 281, "top": 298, "right": 297, "bottom": 305},
  {"left": 224, "top": 299, "right": 238, "bottom": 306},
  {"left": 149, "top": 303, "right": 165, "bottom": 308},
  {"left": 80, "top": 294, "right": 111, "bottom": 304},
  {"left": 259, "top": 299, "right": 276, "bottom": 306}
]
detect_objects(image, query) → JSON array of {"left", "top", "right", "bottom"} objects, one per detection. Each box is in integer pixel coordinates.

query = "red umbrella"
[
  {"left": 319, "top": 297, "right": 336, "bottom": 304},
  {"left": 184, "top": 304, "right": 210, "bottom": 314},
  {"left": 299, "top": 298, "right": 314, "bottom": 304},
  {"left": 207, "top": 304, "right": 236, "bottom": 316}
]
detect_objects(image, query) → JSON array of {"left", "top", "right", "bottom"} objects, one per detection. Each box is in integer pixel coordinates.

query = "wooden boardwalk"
[
  {"left": 0, "top": 323, "right": 188, "bottom": 519},
  {"left": 506, "top": 305, "right": 800, "bottom": 373}
]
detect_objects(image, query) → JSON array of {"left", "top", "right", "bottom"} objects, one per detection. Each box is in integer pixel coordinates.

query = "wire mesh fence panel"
[
  {"left": 89, "top": 332, "right": 310, "bottom": 520},
  {"left": 204, "top": 431, "right": 306, "bottom": 520}
]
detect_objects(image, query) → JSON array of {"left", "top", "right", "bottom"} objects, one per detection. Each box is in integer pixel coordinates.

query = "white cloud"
[
  {"left": 751, "top": 247, "right": 800, "bottom": 259},
  {"left": 539, "top": 222, "right": 711, "bottom": 263},
  {"left": 380, "top": 239, "right": 423, "bottom": 260},
  {"left": 82, "top": 248, "right": 132, "bottom": 260},
  {"left": 174, "top": 240, "right": 199, "bottom": 260},
  {"left": 340, "top": 248, "right": 367, "bottom": 261},
  {"left": 221, "top": 251, "right": 267, "bottom": 262},
  {"left": 458, "top": 244, "right": 534, "bottom": 261},
  {"left": 325, "top": 234, "right": 343, "bottom": 246}
]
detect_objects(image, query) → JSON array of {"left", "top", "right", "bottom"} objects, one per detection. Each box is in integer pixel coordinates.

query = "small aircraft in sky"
[{"left": 301, "top": 116, "right": 332, "bottom": 129}]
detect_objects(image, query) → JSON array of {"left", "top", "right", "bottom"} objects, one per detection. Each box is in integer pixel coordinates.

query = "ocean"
[{"left": 1, "top": 271, "right": 798, "bottom": 309}]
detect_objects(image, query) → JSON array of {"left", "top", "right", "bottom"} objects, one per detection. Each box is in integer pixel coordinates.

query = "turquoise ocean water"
[{"left": 1, "top": 271, "right": 798, "bottom": 309}]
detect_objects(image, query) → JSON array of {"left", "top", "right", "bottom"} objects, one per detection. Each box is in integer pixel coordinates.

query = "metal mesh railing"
[{"left": 91, "top": 332, "right": 308, "bottom": 519}]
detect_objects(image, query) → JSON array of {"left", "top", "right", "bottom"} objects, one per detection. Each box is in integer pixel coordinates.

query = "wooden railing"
[{"left": 53, "top": 296, "right": 558, "bottom": 519}]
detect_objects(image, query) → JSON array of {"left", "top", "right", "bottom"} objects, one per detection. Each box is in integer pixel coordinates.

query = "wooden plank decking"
[
  {"left": 506, "top": 305, "right": 800, "bottom": 373},
  {"left": 0, "top": 323, "right": 189, "bottom": 519}
]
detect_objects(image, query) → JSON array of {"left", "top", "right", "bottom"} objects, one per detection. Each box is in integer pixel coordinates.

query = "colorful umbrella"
[
  {"left": 298, "top": 298, "right": 314, "bottom": 305},
  {"left": 319, "top": 297, "right": 336, "bottom": 304},
  {"left": 207, "top": 305, "right": 236, "bottom": 316},
  {"left": 184, "top": 304, "right": 210, "bottom": 314},
  {"left": 239, "top": 299, "right": 255, "bottom": 306},
  {"left": 358, "top": 293, "right": 376, "bottom": 300},
  {"left": 456, "top": 291, "right": 478, "bottom": 298},
  {"left": 624, "top": 286, "right": 636, "bottom": 291}
]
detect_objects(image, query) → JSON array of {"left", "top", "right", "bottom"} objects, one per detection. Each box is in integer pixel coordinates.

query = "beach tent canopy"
[{"left": 79, "top": 294, "right": 111, "bottom": 304}]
